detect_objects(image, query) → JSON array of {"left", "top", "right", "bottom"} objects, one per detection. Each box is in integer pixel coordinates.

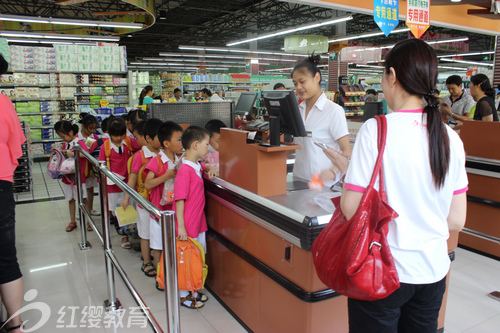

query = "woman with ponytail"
[
  {"left": 323, "top": 39, "right": 468, "bottom": 332},
  {"left": 291, "top": 53, "right": 351, "bottom": 187},
  {"left": 138, "top": 85, "right": 154, "bottom": 106},
  {"left": 469, "top": 74, "right": 499, "bottom": 121}
]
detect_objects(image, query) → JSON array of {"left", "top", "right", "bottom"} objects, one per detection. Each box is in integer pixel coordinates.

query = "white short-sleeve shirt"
[
  {"left": 293, "top": 93, "right": 349, "bottom": 185},
  {"left": 344, "top": 110, "right": 468, "bottom": 284}
]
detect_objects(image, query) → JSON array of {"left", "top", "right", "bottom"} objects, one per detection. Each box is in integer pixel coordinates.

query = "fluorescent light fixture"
[
  {"left": 436, "top": 51, "right": 495, "bottom": 58},
  {"left": 5, "top": 39, "right": 40, "bottom": 43},
  {"left": 227, "top": 15, "right": 353, "bottom": 46},
  {"left": 329, "top": 27, "right": 410, "bottom": 43},
  {"left": 427, "top": 37, "right": 469, "bottom": 44},
  {"left": 1, "top": 31, "right": 120, "bottom": 42},
  {"left": 438, "top": 65, "right": 468, "bottom": 70},
  {"left": 177, "top": 46, "right": 309, "bottom": 57},
  {"left": 0, "top": 14, "right": 144, "bottom": 29},
  {"left": 440, "top": 58, "right": 494, "bottom": 67}
]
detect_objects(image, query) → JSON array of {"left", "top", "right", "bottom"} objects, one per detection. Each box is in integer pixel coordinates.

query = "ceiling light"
[
  {"left": 440, "top": 58, "right": 493, "bottom": 67},
  {"left": 426, "top": 37, "right": 469, "bottom": 44},
  {"left": 1, "top": 31, "right": 120, "bottom": 42},
  {"left": 227, "top": 15, "right": 353, "bottom": 46},
  {"left": 178, "top": 46, "right": 309, "bottom": 57},
  {"left": 6, "top": 39, "right": 41, "bottom": 43},
  {"left": 328, "top": 27, "right": 410, "bottom": 43},
  {"left": 436, "top": 51, "right": 495, "bottom": 58},
  {"left": 0, "top": 14, "right": 144, "bottom": 29}
]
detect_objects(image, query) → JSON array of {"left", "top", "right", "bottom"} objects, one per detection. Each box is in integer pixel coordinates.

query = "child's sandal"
[
  {"left": 141, "top": 262, "right": 156, "bottom": 277},
  {"left": 66, "top": 222, "right": 77, "bottom": 232},
  {"left": 187, "top": 291, "right": 208, "bottom": 302},
  {"left": 180, "top": 296, "right": 204, "bottom": 309}
]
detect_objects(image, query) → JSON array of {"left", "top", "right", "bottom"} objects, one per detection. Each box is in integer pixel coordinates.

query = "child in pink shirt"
[
  {"left": 202, "top": 119, "right": 226, "bottom": 173},
  {"left": 98, "top": 117, "right": 132, "bottom": 248},
  {"left": 144, "top": 121, "right": 184, "bottom": 271},
  {"left": 54, "top": 120, "right": 90, "bottom": 232},
  {"left": 174, "top": 126, "right": 217, "bottom": 309},
  {"left": 120, "top": 118, "right": 163, "bottom": 276}
]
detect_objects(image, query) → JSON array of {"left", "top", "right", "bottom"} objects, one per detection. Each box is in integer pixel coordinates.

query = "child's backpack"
[
  {"left": 103, "top": 136, "right": 132, "bottom": 169},
  {"left": 47, "top": 148, "right": 75, "bottom": 179},
  {"left": 126, "top": 150, "right": 160, "bottom": 200},
  {"left": 156, "top": 238, "right": 208, "bottom": 293}
]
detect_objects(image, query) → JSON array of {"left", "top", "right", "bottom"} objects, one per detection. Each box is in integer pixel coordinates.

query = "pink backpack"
[{"left": 47, "top": 148, "right": 75, "bottom": 179}]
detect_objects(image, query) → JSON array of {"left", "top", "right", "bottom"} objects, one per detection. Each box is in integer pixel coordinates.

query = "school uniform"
[
  {"left": 78, "top": 131, "right": 99, "bottom": 189},
  {"left": 173, "top": 158, "right": 207, "bottom": 252},
  {"left": 98, "top": 139, "right": 131, "bottom": 211},
  {"left": 144, "top": 150, "right": 178, "bottom": 250},
  {"left": 61, "top": 138, "right": 89, "bottom": 201},
  {"left": 130, "top": 146, "right": 157, "bottom": 239}
]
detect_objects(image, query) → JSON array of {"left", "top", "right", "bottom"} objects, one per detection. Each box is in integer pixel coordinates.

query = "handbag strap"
[{"left": 367, "top": 115, "right": 388, "bottom": 201}]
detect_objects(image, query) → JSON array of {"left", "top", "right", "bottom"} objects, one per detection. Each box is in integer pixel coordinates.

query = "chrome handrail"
[{"left": 74, "top": 146, "right": 180, "bottom": 333}]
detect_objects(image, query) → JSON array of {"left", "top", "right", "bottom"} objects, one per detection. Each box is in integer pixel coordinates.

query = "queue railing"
[{"left": 74, "top": 146, "right": 180, "bottom": 332}]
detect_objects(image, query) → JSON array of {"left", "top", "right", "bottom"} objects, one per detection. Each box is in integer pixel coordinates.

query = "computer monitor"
[
  {"left": 234, "top": 92, "right": 258, "bottom": 116},
  {"left": 262, "top": 90, "right": 307, "bottom": 146}
]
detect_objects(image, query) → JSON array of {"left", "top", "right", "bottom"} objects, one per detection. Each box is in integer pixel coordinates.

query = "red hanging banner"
[{"left": 406, "top": 0, "right": 430, "bottom": 39}]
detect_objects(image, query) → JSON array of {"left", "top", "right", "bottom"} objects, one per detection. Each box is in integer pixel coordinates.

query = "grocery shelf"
[
  {"left": 344, "top": 91, "right": 366, "bottom": 96},
  {"left": 17, "top": 112, "right": 77, "bottom": 116},
  {"left": 11, "top": 98, "right": 74, "bottom": 102}
]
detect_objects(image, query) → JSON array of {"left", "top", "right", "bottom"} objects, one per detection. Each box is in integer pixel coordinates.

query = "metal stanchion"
[
  {"left": 161, "top": 211, "right": 180, "bottom": 333},
  {"left": 74, "top": 148, "right": 91, "bottom": 250},
  {"left": 98, "top": 161, "right": 122, "bottom": 313}
]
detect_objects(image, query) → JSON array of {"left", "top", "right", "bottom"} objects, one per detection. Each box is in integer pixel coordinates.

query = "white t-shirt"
[
  {"left": 293, "top": 92, "right": 349, "bottom": 185},
  {"left": 210, "top": 94, "right": 223, "bottom": 102},
  {"left": 344, "top": 110, "right": 468, "bottom": 284}
]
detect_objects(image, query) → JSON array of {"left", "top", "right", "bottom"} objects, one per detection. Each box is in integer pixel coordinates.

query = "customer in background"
[
  {"left": 201, "top": 88, "right": 223, "bottom": 101},
  {"left": 469, "top": 73, "right": 499, "bottom": 121},
  {"left": 364, "top": 89, "right": 378, "bottom": 102},
  {"left": 291, "top": 54, "right": 351, "bottom": 187},
  {"left": 273, "top": 82, "right": 286, "bottom": 90},
  {"left": 440, "top": 75, "right": 475, "bottom": 126},
  {"left": 138, "top": 85, "right": 154, "bottom": 105},
  {"left": 324, "top": 39, "right": 468, "bottom": 333},
  {"left": 0, "top": 53, "right": 26, "bottom": 333},
  {"left": 174, "top": 88, "right": 187, "bottom": 102}
]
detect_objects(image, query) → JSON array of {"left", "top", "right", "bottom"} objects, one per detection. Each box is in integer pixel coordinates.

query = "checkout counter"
[{"left": 204, "top": 128, "right": 456, "bottom": 333}]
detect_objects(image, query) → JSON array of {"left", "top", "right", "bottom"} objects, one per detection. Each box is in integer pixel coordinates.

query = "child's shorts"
[
  {"left": 85, "top": 176, "right": 98, "bottom": 189},
  {"left": 107, "top": 192, "right": 125, "bottom": 212},
  {"left": 62, "top": 183, "right": 87, "bottom": 201},
  {"left": 149, "top": 216, "right": 163, "bottom": 250},
  {"left": 136, "top": 205, "right": 150, "bottom": 240}
]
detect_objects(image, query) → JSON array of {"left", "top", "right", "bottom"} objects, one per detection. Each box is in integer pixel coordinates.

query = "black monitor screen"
[
  {"left": 262, "top": 90, "right": 307, "bottom": 137},
  {"left": 234, "top": 92, "right": 257, "bottom": 116}
]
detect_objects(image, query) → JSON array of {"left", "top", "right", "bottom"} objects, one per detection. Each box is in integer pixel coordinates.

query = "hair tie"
[{"left": 426, "top": 90, "right": 435, "bottom": 97}]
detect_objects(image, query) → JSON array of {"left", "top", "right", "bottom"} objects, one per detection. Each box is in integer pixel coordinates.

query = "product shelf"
[{"left": 344, "top": 91, "right": 367, "bottom": 96}]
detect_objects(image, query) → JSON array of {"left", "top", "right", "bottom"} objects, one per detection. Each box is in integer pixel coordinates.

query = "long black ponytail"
[{"left": 385, "top": 39, "right": 450, "bottom": 189}]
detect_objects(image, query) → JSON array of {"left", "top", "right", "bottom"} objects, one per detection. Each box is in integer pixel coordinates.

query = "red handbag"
[{"left": 311, "top": 115, "right": 400, "bottom": 301}]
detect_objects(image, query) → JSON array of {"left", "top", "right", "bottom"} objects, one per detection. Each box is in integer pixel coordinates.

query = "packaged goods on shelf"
[
  {"left": 14, "top": 73, "right": 27, "bottom": 84},
  {"left": 27, "top": 88, "right": 39, "bottom": 98},
  {"left": 60, "top": 87, "right": 76, "bottom": 99},
  {"left": 0, "top": 74, "right": 14, "bottom": 83},
  {"left": 30, "top": 143, "right": 44, "bottom": 156},
  {"left": 0, "top": 39, "right": 10, "bottom": 65},
  {"left": 14, "top": 87, "right": 28, "bottom": 98},
  {"left": 38, "top": 74, "right": 50, "bottom": 85}
]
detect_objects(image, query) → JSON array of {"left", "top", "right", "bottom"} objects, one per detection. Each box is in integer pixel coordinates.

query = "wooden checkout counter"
[
  {"left": 459, "top": 121, "right": 500, "bottom": 257},
  {"left": 203, "top": 128, "right": 457, "bottom": 333}
]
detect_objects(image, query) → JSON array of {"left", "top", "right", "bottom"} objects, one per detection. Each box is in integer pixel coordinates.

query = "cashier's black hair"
[
  {"left": 385, "top": 38, "right": 449, "bottom": 189},
  {"left": 273, "top": 82, "right": 285, "bottom": 90},
  {"left": 292, "top": 53, "right": 321, "bottom": 83},
  {"left": 143, "top": 118, "right": 164, "bottom": 141},
  {"left": 0, "top": 53, "right": 8, "bottom": 75},
  {"left": 174, "top": 88, "right": 181, "bottom": 94},
  {"left": 158, "top": 121, "right": 183, "bottom": 148},
  {"left": 181, "top": 126, "right": 209, "bottom": 150},
  {"left": 107, "top": 117, "right": 127, "bottom": 137},
  {"left": 205, "top": 119, "right": 227, "bottom": 137},
  {"left": 54, "top": 120, "right": 79, "bottom": 137}
]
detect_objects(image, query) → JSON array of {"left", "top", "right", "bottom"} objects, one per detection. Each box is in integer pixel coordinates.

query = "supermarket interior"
[{"left": 1, "top": 0, "right": 500, "bottom": 332}]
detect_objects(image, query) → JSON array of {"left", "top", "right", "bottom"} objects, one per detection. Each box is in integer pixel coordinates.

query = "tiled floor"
[
  {"left": 15, "top": 161, "right": 65, "bottom": 202},
  {"left": 8, "top": 163, "right": 500, "bottom": 332}
]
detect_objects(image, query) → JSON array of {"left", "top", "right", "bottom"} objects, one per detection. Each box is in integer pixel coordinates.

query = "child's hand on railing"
[{"left": 205, "top": 165, "right": 218, "bottom": 179}]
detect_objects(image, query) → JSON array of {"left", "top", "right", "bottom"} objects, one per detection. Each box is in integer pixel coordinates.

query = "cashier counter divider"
[{"left": 202, "top": 127, "right": 456, "bottom": 333}]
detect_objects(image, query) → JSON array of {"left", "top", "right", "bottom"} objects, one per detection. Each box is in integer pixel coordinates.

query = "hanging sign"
[
  {"left": 373, "top": 0, "right": 399, "bottom": 36},
  {"left": 406, "top": 0, "right": 430, "bottom": 39}
]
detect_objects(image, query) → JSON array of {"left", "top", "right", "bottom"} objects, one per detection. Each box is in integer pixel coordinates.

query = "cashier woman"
[{"left": 292, "top": 54, "right": 351, "bottom": 186}]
